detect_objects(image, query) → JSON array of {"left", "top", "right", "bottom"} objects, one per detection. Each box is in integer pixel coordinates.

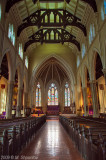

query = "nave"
[{"left": 18, "top": 118, "right": 83, "bottom": 160}]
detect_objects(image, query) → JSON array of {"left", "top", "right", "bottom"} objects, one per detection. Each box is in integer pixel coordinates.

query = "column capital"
[
  {"left": 18, "top": 87, "right": 23, "bottom": 92},
  {"left": 94, "top": 12, "right": 99, "bottom": 17},
  {"left": 89, "top": 80, "right": 96, "bottom": 84},
  {"left": 8, "top": 80, "right": 14, "bottom": 85},
  {"left": 102, "top": 68, "right": 106, "bottom": 74},
  {"left": 82, "top": 87, "right": 87, "bottom": 90}
]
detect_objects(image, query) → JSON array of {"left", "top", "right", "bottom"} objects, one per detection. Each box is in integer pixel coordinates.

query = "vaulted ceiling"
[
  {"left": 35, "top": 57, "right": 69, "bottom": 86},
  {"left": 5, "top": 0, "right": 97, "bottom": 86},
  {"left": 7, "top": 0, "right": 97, "bottom": 55}
]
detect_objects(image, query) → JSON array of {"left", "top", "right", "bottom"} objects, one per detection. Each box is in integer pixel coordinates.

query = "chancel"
[{"left": 0, "top": 0, "right": 106, "bottom": 160}]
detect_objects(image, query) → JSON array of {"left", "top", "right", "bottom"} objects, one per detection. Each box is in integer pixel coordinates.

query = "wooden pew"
[
  {"left": 0, "top": 115, "right": 46, "bottom": 158},
  {"left": 59, "top": 115, "right": 106, "bottom": 160}
]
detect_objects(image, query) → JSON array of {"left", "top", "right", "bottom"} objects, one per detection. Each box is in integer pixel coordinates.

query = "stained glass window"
[
  {"left": 77, "top": 55, "right": 80, "bottom": 67},
  {"left": 0, "top": 89, "right": 6, "bottom": 114},
  {"left": 0, "top": 4, "right": 1, "bottom": 21},
  {"left": 92, "top": 24, "right": 95, "bottom": 38},
  {"left": 48, "top": 89, "right": 51, "bottom": 105},
  {"left": 25, "top": 56, "right": 28, "bottom": 68},
  {"left": 104, "top": 0, "right": 106, "bottom": 14},
  {"left": 65, "top": 82, "right": 70, "bottom": 106},
  {"left": 8, "top": 24, "right": 15, "bottom": 46},
  {"left": 101, "top": 1, "right": 106, "bottom": 20},
  {"left": 48, "top": 83, "right": 58, "bottom": 105},
  {"left": 81, "top": 44, "right": 86, "bottom": 58},
  {"left": 101, "top": 6, "right": 105, "bottom": 20},
  {"left": 89, "top": 24, "right": 95, "bottom": 45},
  {"left": 18, "top": 43, "right": 23, "bottom": 60},
  {"left": 36, "top": 82, "right": 41, "bottom": 107}
]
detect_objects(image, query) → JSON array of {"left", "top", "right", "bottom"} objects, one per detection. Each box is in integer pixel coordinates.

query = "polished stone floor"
[{"left": 18, "top": 120, "right": 83, "bottom": 160}]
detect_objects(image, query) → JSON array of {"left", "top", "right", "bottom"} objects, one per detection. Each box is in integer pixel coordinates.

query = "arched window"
[
  {"left": 25, "top": 56, "right": 28, "bottom": 68},
  {"left": 0, "top": 4, "right": 1, "bottom": 21},
  {"left": 89, "top": 24, "right": 95, "bottom": 45},
  {"left": 92, "top": 24, "right": 95, "bottom": 37},
  {"left": 104, "top": 0, "right": 106, "bottom": 14},
  {"left": 101, "top": 6, "right": 105, "bottom": 20},
  {"left": 8, "top": 24, "right": 15, "bottom": 46},
  {"left": 101, "top": 1, "right": 106, "bottom": 20},
  {"left": 81, "top": 43, "right": 86, "bottom": 58},
  {"left": 18, "top": 43, "right": 23, "bottom": 59},
  {"left": 65, "top": 82, "right": 70, "bottom": 106},
  {"left": 48, "top": 83, "right": 58, "bottom": 105},
  {"left": 36, "top": 82, "right": 41, "bottom": 107},
  {"left": 77, "top": 55, "right": 80, "bottom": 67}
]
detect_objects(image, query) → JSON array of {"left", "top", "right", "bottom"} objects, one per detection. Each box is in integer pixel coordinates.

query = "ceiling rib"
[
  {"left": 44, "top": 64, "right": 51, "bottom": 86},
  {"left": 54, "top": 65, "right": 61, "bottom": 86}
]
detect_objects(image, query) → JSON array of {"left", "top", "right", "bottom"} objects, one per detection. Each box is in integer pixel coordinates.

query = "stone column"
[
  {"left": 16, "top": 87, "right": 23, "bottom": 117},
  {"left": 74, "top": 84, "right": 77, "bottom": 114},
  {"left": 23, "top": 92, "right": 28, "bottom": 117},
  {"left": 23, "top": 92, "right": 28, "bottom": 109},
  {"left": 82, "top": 87, "right": 88, "bottom": 116},
  {"left": 6, "top": 81, "right": 14, "bottom": 119},
  {"left": 90, "top": 81, "right": 99, "bottom": 117},
  {"left": 30, "top": 89, "right": 33, "bottom": 107}
]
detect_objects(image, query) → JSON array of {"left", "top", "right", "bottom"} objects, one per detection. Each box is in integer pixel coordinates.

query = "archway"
[
  {"left": 77, "top": 73, "right": 84, "bottom": 116},
  {"left": 78, "top": 79, "right": 84, "bottom": 116},
  {"left": 0, "top": 54, "right": 8, "bottom": 117},
  {"left": 30, "top": 54, "right": 76, "bottom": 94},
  {"left": 12, "top": 70, "right": 18, "bottom": 117},
  {"left": 86, "top": 68, "right": 93, "bottom": 115},
  {"left": 32, "top": 57, "right": 74, "bottom": 115},
  {"left": 95, "top": 53, "right": 105, "bottom": 113}
]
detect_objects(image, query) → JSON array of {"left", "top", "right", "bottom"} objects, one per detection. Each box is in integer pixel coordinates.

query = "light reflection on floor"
[{"left": 18, "top": 119, "right": 83, "bottom": 160}]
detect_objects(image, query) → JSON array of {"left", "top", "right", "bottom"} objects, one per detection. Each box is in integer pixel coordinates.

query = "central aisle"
[{"left": 18, "top": 119, "right": 83, "bottom": 160}]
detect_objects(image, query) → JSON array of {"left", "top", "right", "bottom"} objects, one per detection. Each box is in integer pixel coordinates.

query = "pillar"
[
  {"left": 23, "top": 92, "right": 28, "bottom": 117},
  {"left": 16, "top": 87, "right": 23, "bottom": 117},
  {"left": 30, "top": 89, "right": 33, "bottom": 107},
  {"left": 82, "top": 87, "right": 88, "bottom": 116},
  {"left": 6, "top": 81, "right": 14, "bottom": 119},
  {"left": 102, "top": 69, "right": 106, "bottom": 113},
  {"left": 74, "top": 84, "right": 78, "bottom": 114},
  {"left": 23, "top": 92, "right": 28, "bottom": 109},
  {"left": 90, "top": 80, "right": 99, "bottom": 117}
]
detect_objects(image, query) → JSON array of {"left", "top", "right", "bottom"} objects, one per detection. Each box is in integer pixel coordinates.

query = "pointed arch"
[
  {"left": 90, "top": 49, "right": 103, "bottom": 80},
  {"left": 30, "top": 54, "right": 76, "bottom": 90}
]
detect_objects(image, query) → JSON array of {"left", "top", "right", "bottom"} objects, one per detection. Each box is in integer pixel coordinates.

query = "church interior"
[{"left": 0, "top": 0, "right": 106, "bottom": 160}]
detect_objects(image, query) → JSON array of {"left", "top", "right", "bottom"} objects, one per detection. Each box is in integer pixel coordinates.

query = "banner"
[
  {"left": 99, "top": 84, "right": 104, "bottom": 90},
  {"left": 1, "top": 84, "right": 5, "bottom": 89}
]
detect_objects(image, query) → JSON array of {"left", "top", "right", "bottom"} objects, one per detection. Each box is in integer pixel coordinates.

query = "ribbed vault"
[{"left": 35, "top": 57, "right": 69, "bottom": 86}]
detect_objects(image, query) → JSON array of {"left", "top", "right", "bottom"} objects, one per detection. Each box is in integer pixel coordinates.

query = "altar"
[{"left": 46, "top": 105, "right": 59, "bottom": 115}]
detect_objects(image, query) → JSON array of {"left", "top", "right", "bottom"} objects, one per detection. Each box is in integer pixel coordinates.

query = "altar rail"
[
  {"left": 0, "top": 115, "right": 46, "bottom": 159},
  {"left": 59, "top": 115, "right": 106, "bottom": 160}
]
